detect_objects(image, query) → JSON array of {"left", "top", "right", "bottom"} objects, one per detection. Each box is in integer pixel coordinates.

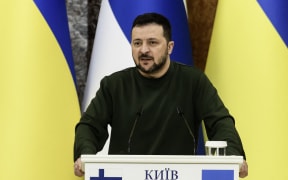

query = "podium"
[{"left": 81, "top": 155, "right": 243, "bottom": 180}]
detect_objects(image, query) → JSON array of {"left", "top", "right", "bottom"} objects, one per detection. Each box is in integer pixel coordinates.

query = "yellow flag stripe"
[
  {"left": 0, "top": 1, "right": 81, "bottom": 180},
  {"left": 206, "top": 1, "right": 288, "bottom": 180}
]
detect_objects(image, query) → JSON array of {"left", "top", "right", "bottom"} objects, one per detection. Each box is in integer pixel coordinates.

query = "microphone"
[
  {"left": 127, "top": 106, "right": 143, "bottom": 153},
  {"left": 177, "top": 107, "right": 196, "bottom": 155}
]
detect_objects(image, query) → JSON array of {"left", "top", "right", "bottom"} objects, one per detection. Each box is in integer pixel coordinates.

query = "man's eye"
[
  {"left": 134, "top": 42, "right": 141, "bottom": 46},
  {"left": 149, "top": 41, "right": 157, "bottom": 45}
]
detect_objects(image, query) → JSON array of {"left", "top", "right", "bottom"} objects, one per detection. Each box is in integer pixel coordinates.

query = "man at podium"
[{"left": 73, "top": 13, "right": 248, "bottom": 178}]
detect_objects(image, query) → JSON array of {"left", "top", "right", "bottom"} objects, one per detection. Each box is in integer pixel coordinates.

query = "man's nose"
[{"left": 140, "top": 43, "right": 149, "bottom": 53}]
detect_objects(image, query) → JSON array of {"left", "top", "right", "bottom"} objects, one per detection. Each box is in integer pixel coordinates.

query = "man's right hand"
[{"left": 74, "top": 157, "right": 84, "bottom": 177}]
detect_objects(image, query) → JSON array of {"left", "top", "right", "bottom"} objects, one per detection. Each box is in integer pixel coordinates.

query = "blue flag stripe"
[
  {"left": 257, "top": 0, "right": 288, "bottom": 47},
  {"left": 33, "top": 0, "right": 77, "bottom": 85},
  {"left": 202, "top": 170, "right": 234, "bottom": 180},
  {"left": 109, "top": 0, "right": 193, "bottom": 65}
]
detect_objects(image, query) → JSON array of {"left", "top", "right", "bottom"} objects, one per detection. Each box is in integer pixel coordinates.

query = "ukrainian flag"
[
  {"left": 206, "top": 0, "right": 288, "bottom": 179},
  {"left": 0, "top": 1, "right": 81, "bottom": 179}
]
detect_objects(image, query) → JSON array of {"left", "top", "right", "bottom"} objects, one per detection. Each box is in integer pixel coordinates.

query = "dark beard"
[{"left": 136, "top": 54, "right": 167, "bottom": 75}]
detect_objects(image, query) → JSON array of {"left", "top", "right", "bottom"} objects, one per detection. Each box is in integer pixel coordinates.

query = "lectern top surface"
[{"left": 81, "top": 155, "right": 243, "bottom": 164}]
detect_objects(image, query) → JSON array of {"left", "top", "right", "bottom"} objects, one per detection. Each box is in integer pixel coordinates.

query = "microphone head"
[
  {"left": 176, "top": 107, "right": 183, "bottom": 115},
  {"left": 136, "top": 106, "right": 143, "bottom": 116}
]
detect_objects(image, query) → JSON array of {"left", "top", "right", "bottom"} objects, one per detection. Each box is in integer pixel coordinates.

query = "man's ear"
[{"left": 168, "top": 41, "right": 174, "bottom": 54}]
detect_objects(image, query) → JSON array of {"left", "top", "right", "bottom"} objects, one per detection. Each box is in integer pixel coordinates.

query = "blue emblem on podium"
[{"left": 90, "top": 169, "right": 122, "bottom": 180}]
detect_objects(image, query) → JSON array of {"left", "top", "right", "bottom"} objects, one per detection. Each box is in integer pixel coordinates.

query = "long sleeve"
[
  {"left": 194, "top": 73, "right": 246, "bottom": 158},
  {"left": 73, "top": 78, "right": 111, "bottom": 161}
]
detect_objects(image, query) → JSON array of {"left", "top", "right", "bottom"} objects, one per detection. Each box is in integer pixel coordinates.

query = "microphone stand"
[
  {"left": 127, "top": 106, "right": 143, "bottom": 153},
  {"left": 177, "top": 107, "right": 196, "bottom": 155}
]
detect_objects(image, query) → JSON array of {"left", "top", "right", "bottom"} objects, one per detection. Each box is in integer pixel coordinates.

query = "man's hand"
[
  {"left": 239, "top": 160, "right": 248, "bottom": 178},
  {"left": 74, "top": 158, "right": 84, "bottom": 177}
]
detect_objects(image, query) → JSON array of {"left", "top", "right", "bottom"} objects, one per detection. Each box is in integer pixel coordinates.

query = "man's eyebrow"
[
  {"left": 132, "top": 37, "right": 159, "bottom": 42},
  {"left": 132, "top": 38, "right": 142, "bottom": 42}
]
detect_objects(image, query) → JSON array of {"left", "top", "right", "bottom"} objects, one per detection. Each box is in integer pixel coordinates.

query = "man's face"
[{"left": 131, "top": 23, "right": 174, "bottom": 77}]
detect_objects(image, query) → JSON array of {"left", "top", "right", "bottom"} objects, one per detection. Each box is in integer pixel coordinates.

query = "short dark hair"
[{"left": 132, "top": 13, "right": 172, "bottom": 42}]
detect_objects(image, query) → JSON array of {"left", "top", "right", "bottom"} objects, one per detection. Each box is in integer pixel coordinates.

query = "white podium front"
[{"left": 81, "top": 155, "right": 243, "bottom": 180}]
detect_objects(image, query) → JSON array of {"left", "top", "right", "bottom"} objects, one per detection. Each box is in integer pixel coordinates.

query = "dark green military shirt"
[{"left": 74, "top": 61, "right": 245, "bottom": 161}]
